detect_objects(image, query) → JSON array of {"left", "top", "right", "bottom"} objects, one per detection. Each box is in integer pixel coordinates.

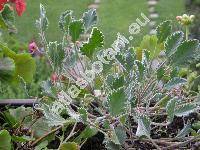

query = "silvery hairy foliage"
[{"left": 35, "top": 4, "right": 200, "bottom": 149}]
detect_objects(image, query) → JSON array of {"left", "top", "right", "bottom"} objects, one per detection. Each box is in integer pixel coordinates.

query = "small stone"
[
  {"left": 149, "top": 21, "right": 156, "bottom": 27},
  {"left": 148, "top": 0, "right": 158, "bottom": 6},
  {"left": 149, "top": 13, "right": 159, "bottom": 19},
  {"left": 150, "top": 29, "right": 157, "bottom": 35},
  {"left": 94, "top": 0, "right": 101, "bottom": 4},
  {"left": 148, "top": 7, "right": 155, "bottom": 13},
  {"left": 88, "top": 4, "right": 99, "bottom": 9}
]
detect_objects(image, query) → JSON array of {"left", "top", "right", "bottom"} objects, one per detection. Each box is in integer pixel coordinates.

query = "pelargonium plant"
[{"left": 34, "top": 4, "right": 200, "bottom": 150}]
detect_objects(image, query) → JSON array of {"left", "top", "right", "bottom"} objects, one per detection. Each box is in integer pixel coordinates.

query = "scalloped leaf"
[
  {"left": 74, "top": 126, "right": 97, "bottom": 144},
  {"left": 82, "top": 9, "right": 97, "bottom": 32},
  {"left": 165, "top": 31, "right": 184, "bottom": 57},
  {"left": 164, "top": 77, "right": 187, "bottom": 90},
  {"left": 115, "top": 125, "right": 127, "bottom": 145},
  {"left": 170, "top": 40, "right": 199, "bottom": 66},
  {"left": 81, "top": 27, "right": 104, "bottom": 59},
  {"left": 175, "top": 123, "right": 191, "bottom": 139},
  {"left": 166, "top": 98, "right": 176, "bottom": 122},
  {"left": 69, "top": 20, "right": 84, "bottom": 43},
  {"left": 108, "top": 88, "right": 126, "bottom": 116},
  {"left": 175, "top": 104, "right": 197, "bottom": 117},
  {"left": 106, "top": 75, "right": 124, "bottom": 90},
  {"left": 136, "top": 115, "right": 150, "bottom": 137},
  {"left": 59, "top": 10, "right": 72, "bottom": 33},
  {"left": 156, "top": 20, "right": 172, "bottom": 43}
]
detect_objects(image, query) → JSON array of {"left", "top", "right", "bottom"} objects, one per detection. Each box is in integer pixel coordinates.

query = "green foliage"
[
  {"left": 48, "top": 42, "right": 65, "bottom": 70},
  {"left": 139, "top": 35, "right": 163, "bottom": 59},
  {"left": 0, "top": 57, "right": 15, "bottom": 81},
  {"left": 156, "top": 20, "right": 172, "bottom": 43},
  {"left": 166, "top": 98, "right": 176, "bottom": 122},
  {"left": 69, "top": 20, "right": 84, "bottom": 43},
  {"left": 2, "top": 7, "right": 200, "bottom": 149},
  {"left": 82, "top": 9, "right": 97, "bottom": 33},
  {"left": 81, "top": 27, "right": 104, "bottom": 59},
  {"left": 170, "top": 40, "right": 199, "bottom": 66},
  {"left": 0, "top": 130, "right": 11, "bottom": 150},
  {"left": 108, "top": 88, "right": 126, "bottom": 116},
  {"left": 136, "top": 115, "right": 151, "bottom": 137},
  {"left": 0, "top": 43, "right": 36, "bottom": 84},
  {"left": 59, "top": 10, "right": 72, "bottom": 33},
  {"left": 165, "top": 31, "right": 184, "bottom": 57},
  {"left": 164, "top": 77, "right": 187, "bottom": 90},
  {"left": 60, "top": 142, "right": 79, "bottom": 150}
]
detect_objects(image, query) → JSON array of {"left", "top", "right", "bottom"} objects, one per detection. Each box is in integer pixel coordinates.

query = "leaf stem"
[{"left": 185, "top": 26, "right": 189, "bottom": 40}]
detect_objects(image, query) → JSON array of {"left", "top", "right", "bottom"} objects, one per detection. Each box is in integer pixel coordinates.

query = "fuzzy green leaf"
[
  {"left": 164, "top": 77, "right": 187, "bottom": 90},
  {"left": 136, "top": 115, "right": 151, "bottom": 137},
  {"left": 166, "top": 98, "right": 176, "bottom": 122},
  {"left": 115, "top": 126, "right": 127, "bottom": 145},
  {"left": 175, "top": 104, "right": 197, "bottom": 117},
  {"left": 81, "top": 27, "right": 104, "bottom": 58},
  {"left": 105, "top": 140, "right": 121, "bottom": 150},
  {"left": 170, "top": 40, "right": 199, "bottom": 66},
  {"left": 139, "top": 35, "right": 162, "bottom": 59},
  {"left": 74, "top": 126, "right": 97, "bottom": 144},
  {"left": 78, "top": 107, "right": 87, "bottom": 123},
  {"left": 59, "top": 10, "right": 72, "bottom": 33},
  {"left": 48, "top": 42, "right": 65, "bottom": 70},
  {"left": 82, "top": 9, "right": 97, "bottom": 32},
  {"left": 175, "top": 124, "right": 191, "bottom": 139},
  {"left": 12, "top": 135, "right": 34, "bottom": 142},
  {"left": 0, "top": 130, "right": 11, "bottom": 150},
  {"left": 135, "top": 60, "right": 145, "bottom": 81},
  {"left": 165, "top": 31, "right": 184, "bottom": 57},
  {"left": 69, "top": 20, "right": 84, "bottom": 43},
  {"left": 60, "top": 142, "right": 79, "bottom": 150},
  {"left": 156, "top": 20, "right": 172, "bottom": 43},
  {"left": 108, "top": 88, "right": 126, "bottom": 116},
  {"left": 157, "top": 67, "right": 165, "bottom": 80},
  {"left": 106, "top": 75, "right": 124, "bottom": 90}
]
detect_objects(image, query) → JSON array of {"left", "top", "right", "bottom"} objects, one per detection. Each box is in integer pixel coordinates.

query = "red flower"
[
  {"left": 10, "top": 0, "right": 26, "bottom": 16},
  {"left": 0, "top": 0, "right": 26, "bottom": 16},
  {"left": 0, "top": 0, "right": 8, "bottom": 11}
]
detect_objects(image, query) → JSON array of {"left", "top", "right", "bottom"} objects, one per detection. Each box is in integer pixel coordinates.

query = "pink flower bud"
[
  {"left": 51, "top": 73, "right": 58, "bottom": 83},
  {"left": 29, "top": 42, "right": 38, "bottom": 53},
  {"left": 176, "top": 16, "right": 182, "bottom": 21}
]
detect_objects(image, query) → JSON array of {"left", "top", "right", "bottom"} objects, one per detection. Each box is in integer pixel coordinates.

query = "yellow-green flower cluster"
[{"left": 176, "top": 14, "right": 195, "bottom": 26}]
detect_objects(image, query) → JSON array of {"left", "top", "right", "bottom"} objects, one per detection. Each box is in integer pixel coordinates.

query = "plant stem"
[
  {"left": 31, "top": 126, "right": 62, "bottom": 147},
  {"left": 63, "top": 122, "right": 77, "bottom": 143},
  {"left": 185, "top": 26, "right": 189, "bottom": 40},
  {"left": 163, "top": 134, "right": 200, "bottom": 150}
]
